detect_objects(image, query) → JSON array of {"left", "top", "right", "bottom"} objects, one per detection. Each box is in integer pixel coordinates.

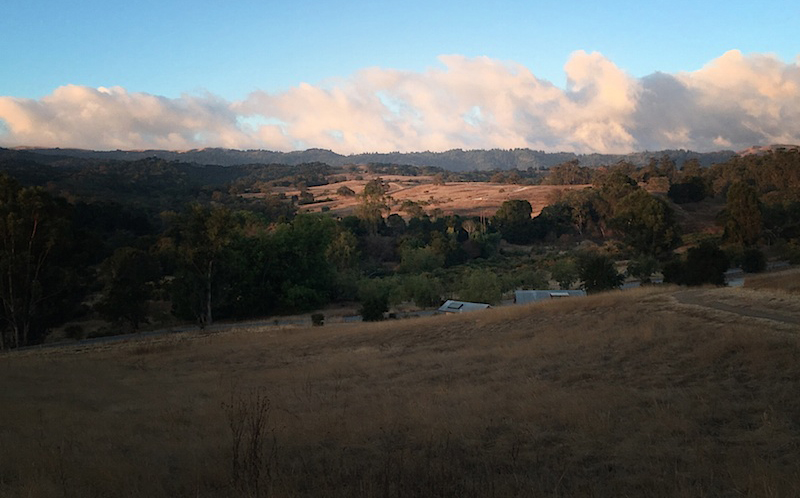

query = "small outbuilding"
[
  {"left": 513, "top": 290, "right": 586, "bottom": 305},
  {"left": 437, "top": 300, "right": 491, "bottom": 314}
]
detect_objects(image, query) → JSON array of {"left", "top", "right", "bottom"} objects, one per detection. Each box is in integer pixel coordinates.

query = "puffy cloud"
[{"left": 2, "top": 51, "right": 800, "bottom": 153}]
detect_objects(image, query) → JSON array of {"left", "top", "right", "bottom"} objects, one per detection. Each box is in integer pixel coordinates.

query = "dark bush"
[{"left": 741, "top": 247, "right": 766, "bottom": 273}]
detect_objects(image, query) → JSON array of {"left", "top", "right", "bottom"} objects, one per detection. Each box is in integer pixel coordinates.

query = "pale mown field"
[{"left": 3, "top": 284, "right": 800, "bottom": 497}]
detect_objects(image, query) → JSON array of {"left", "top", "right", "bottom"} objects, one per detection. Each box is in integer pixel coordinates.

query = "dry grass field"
[
  {"left": 257, "top": 176, "right": 589, "bottom": 218},
  {"left": 745, "top": 267, "right": 800, "bottom": 294},
  {"left": 3, "top": 284, "right": 800, "bottom": 497}
]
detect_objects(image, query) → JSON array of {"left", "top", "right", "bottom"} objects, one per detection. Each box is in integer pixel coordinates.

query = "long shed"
[
  {"left": 513, "top": 290, "right": 586, "bottom": 305},
  {"left": 437, "top": 300, "right": 491, "bottom": 313}
]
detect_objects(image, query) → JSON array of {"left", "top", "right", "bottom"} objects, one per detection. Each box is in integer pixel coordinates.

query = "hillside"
[
  {"left": 9, "top": 146, "right": 737, "bottom": 171},
  {"left": 3, "top": 283, "right": 800, "bottom": 497}
]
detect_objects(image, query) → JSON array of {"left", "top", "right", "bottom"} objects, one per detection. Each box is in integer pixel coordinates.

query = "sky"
[{"left": 1, "top": 0, "right": 799, "bottom": 154}]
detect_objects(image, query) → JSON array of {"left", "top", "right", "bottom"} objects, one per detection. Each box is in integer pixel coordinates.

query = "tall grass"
[{"left": 2, "top": 286, "right": 800, "bottom": 497}]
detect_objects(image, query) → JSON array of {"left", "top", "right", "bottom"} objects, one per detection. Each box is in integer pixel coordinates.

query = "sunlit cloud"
[{"left": 1, "top": 50, "right": 799, "bottom": 153}]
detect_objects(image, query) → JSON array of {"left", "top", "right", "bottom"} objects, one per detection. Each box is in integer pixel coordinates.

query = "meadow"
[{"left": 2, "top": 284, "right": 800, "bottom": 497}]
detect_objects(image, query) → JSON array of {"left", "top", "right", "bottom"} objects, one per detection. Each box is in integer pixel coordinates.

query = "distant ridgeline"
[{"left": 6, "top": 146, "right": 737, "bottom": 171}]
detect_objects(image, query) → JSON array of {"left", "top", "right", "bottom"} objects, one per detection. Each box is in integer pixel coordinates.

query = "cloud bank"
[{"left": 2, "top": 50, "right": 799, "bottom": 154}]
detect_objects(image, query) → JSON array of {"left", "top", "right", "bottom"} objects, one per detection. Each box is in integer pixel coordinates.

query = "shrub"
[
  {"left": 664, "top": 242, "right": 729, "bottom": 286},
  {"left": 578, "top": 253, "right": 624, "bottom": 293},
  {"left": 311, "top": 313, "right": 324, "bottom": 326},
  {"left": 741, "top": 247, "right": 766, "bottom": 273}
]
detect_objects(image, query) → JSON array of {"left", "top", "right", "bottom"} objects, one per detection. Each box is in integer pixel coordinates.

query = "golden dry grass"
[
  {"left": 745, "top": 267, "right": 800, "bottom": 294},
  {"left": 2, "top": 286, "right": 800, "bottom": 497},
  {"left": 257, "top": 175, "right": 589, "bottom": 218}
]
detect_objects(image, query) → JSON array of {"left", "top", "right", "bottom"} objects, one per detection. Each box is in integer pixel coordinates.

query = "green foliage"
[
  {"left": 457, "top": 268, "right": 502, "bottom": 304},
  {"left": 325, "top": 230, "right": 360, "bottom": 271},
  {"left": 400, "top": 274, "right": 444, "bottom": 308},
  {"left": 225, "top": 214, "right": 337, "bottom": 317},
  {"left": 96, "top": 247, "right": 160, "bottom": 330},
  {"left": 492, "top": 199, "right": 534, "bottom": 244},
  {"left": 740, "top": 247, "right": 766, "bottom": 273},
  {"left": 723, "top": 181, "right": 762, "bottom": 246},
  {"left": 611, "top": 189, "right": 681, "bottom": 257},
  {"left": 358, "top": 279, "right": 391, "bottom": 321},
  {"left": 0, "top": 174, "right": 75, "bottom": 348},
  {"left": 578, "top": 253, "right": 624, "bottom": 293},
  {"left": 357, "top": 178, "right": 390, "bottom": 234},
  {"left": 167, "top": 204, "right": 238, "bottom": 327},
  {"left": 663, "top": 242, "right": 729, "bottom": 286},
  {"left": 504, "top": 265, "right": 548, "bottom": 291},
  {"left": 398, "top": 246, "right": 445, "bottom": 274},
  {"left": 542, "top": 160, "right": 595, "bottom": 185},
  {"left": 550, "top": 258, "right": 578, "bottom": 290},
  {"left": 626, "top": 255, "right": 659, "bottom": 284},
  {"left": 667, "top": 176, "right": 707, "bottom": 204}
]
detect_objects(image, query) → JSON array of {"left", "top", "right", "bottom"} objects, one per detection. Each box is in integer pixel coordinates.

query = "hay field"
[{"left": 3, "top": 285, "right": 800, "bottom": 497}]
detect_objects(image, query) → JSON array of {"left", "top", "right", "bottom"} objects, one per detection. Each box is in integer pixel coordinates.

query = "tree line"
[{"left": 0, "top": 148, "right": 798, "bottom": 349}]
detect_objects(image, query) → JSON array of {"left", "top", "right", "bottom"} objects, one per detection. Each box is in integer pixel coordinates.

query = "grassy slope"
[{"left": 2, "top": 286, "right": 800, "bottom": 497}]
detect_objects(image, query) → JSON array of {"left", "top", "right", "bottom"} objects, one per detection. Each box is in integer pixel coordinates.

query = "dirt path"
[{"left": 673, "top": 288, "right": 800, "bottom": 327}]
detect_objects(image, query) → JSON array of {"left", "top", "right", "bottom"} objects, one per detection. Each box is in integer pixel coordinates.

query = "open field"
[
  {"left": 3, "top": 284, "right": 800, "bottom": 497},
  {"left": 257, "top": 176, "right": 589, "bottom": 218},
  {"left": 745, "top": 267, "right": 800, "bottom": 294}
]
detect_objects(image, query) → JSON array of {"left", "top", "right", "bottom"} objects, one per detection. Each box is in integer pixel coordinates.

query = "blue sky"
[{"left": 1, "top": 0, "right": 799, "bottom": 153}]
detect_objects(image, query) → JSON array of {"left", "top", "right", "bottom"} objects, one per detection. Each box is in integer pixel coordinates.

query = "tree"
[
  {"left": 168, "top": 204, "right": 237, "bottom": 327},
  {"left": 741, "top": 247, "right": 766, "bottom": 273},
  {"left": 578, "top": 253, "right": 624, "bottom": 293},
  {"left": 492, "top": 199, "right": 534, "bottom": 244},
  {"left": 680, "top": 158, "right": 703, "bottom": 179},
  {"left": 357, "top": 178, "right": 390, "bottom": 234},
  {"left": 359, "top": 278, "right": 391, "bottom": 321},
  {"left": 626, "top": 255, "right": 659, "bottom": 284},
  {"left": 724, "top": 181, "right": 762, "bottom": 246},
  {"left": 96, "top": 247, "right": 160, "bottom": 330},
  {"left": 663, "top": 242, "right": 729, "bottom": 286},
  {"left": 458, "top": 268, "right": 502, "bottom": 304},
  {"left": 612, "top": 189, "right": 681, "bottom": 257},
  {"left": 550, "top": 258, "right": 578, "bottom": 290},
  {"left": 0, "top": 175, "right": 71, "bottom": 348},
  {"left": 401, "top": 274, "right": 443, "bottom": 308},
  {"left": 668, "top": 177, "right": 707, "bottom": 204}
]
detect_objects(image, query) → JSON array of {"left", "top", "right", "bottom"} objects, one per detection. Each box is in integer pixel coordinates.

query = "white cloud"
[{"left": 1, "top": 51, "right": 800, "bottom": 153}]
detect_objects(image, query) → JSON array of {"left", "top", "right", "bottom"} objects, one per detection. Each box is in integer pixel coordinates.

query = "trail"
[{"left": 673, "top": 289, "right": 800, "bottom": 327}]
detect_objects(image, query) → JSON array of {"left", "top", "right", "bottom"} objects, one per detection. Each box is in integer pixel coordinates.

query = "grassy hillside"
[{"left": 2, "top": 285, "right": 800, "bottom": 497}]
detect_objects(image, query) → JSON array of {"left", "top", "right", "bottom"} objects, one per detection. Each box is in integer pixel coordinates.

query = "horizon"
[{"left": 2, "top": 1, "right": 799, "bottom": 154}]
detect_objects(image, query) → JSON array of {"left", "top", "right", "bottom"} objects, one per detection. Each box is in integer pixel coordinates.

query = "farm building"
[
  {"left": 513, "top": 290, "right": 586, "bottom": 305},
  {"left": 437, "top": 300, "right": 491, "bottom": 313}
]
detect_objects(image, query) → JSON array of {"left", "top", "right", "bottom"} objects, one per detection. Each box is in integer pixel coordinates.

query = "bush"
[
  {"left": 401, "top": 274, "right": 443, "bottom": 308},
  {"left": 358, "top": 279, "right": 392, "bottom": 321},
  {"left": 741, "top": 247, "right": 766, "bottom": 273},
  {"left": 64, "top": 324, "right": 85, "bottom": 340},
  {"left": 311, "top": 313, "right": 324, "bottom": 326},
  {"left": 360, "top": 296, "right": 388, "bottom": 321},
  {"left": 667, "top": 177, "right": 707, "bottom": 203},
  {"left": 457, "top": 268, "right": 502, "bottom": 304},
  {"left": 664, "top": 242, "right": 729, "bottom": 286},
  {"left": 578, "top": 253, "right": 624, "bottom": 293}
]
